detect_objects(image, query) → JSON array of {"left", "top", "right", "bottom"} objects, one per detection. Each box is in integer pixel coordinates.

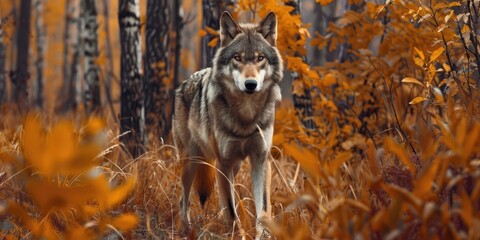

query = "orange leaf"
[
  {"left": 381, "top": 183, "right": 422, "bottom": 210},
  {"left": 111, "top": 213, "right": 138, "bottom": 232},
  {"left": 413, "top": 156, "right": 441, "bottom": 198},
  {"left": 322, "top": 73, "right": 337, "bottom": 87},
  {"left": 106, "top": 177, "right": 135, "bottom": 208},
  {"left": 384, "top": 137, "right": 415, "bottom": 175},
  {"left": 316, "top": 0, "right": 334, "bottom": 6},
  {"left": 22, "top": 114, "right": 45, "bottom": 167},
  {"left": 327, "top": 152, "right": 352, "bottom": 174},
  {"left": 204, "top": 26, "right": 219, "bottom": 36},
  {"left": 401, "top": 77, "right": 424, "bottom": 87},
  {"left": 409, "top": 96, "right": 427, "bottom": 104},
  {"left": 198, "top": 29, "right": 207, "bottom": 37},
  {"left": 283, "top": 143, "right": 321, "bottom": 182},
  {"left": 208, "top": 37, "right": 219, "bottom": 47}
]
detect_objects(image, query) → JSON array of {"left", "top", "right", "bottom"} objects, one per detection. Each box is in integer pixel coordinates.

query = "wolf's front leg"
[
  {"left": 217, "top": 162, "right": 238, "bottom": 222},
  {"left": 247, "top": 128, "right": 273, "bottom": 239},
  {"left": 250, "top": 149, "right": 271, "bottom": 238}
]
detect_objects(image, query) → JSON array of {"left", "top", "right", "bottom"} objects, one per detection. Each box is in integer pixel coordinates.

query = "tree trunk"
[
  {"left": 12, "top": 0, "right": 32, "bottom": 111},
  {"left": 0, "top": 17, "right": 6, "bottom": 105},
  {"left": 311, "top": 2, "right": 326, "bottom": 66},
  {"left": 33, "top": 0, "right": 45, "bottom": 109},
  {"left": 200, "top": 0, "right": 234, "bottom": 68},
  {"left": 57, "top": 0, "right": 79, "bottom": 113},
  {"left": 62, "top": 0, "right": 72, "bottom": 101},
  {"left": 8, "top": 0, "right": 18, "bottom": 101},
  {"left": 102, "top": 0, "right": 116, "bottom": 119},
  {"left": 119, "top": 0, "right": 144, "bottom": 157},
  {"left": 144, "top": 0, "right": 171, "bottom": 145},
  {"left": 287, "top": 0, "right": 316, "bottom": 130},
  {"left": 69, "top": 3, "right": 81, "bottom": 112},
  {"left": 173, "top": 0, "right": 183, "bottom": 90},
  {"left": 81, "top": 0, "right": 101, "bottom": 114}
]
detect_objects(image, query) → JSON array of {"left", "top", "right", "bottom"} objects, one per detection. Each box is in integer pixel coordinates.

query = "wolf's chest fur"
[{"left": 179, "top": 68, "right": 279, "bottom": 151}]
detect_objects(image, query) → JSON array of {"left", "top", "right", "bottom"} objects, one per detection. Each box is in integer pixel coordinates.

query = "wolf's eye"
[
  {"left": 257, "top": 56, "right": 265, "bottom": 61},
  {"left": 234, "top": 55, "right": 241, "bottom": 61}
]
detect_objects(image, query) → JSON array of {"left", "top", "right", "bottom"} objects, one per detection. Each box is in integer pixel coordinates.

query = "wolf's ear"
[
  {"left": 257, "top": 12, "right": 277, "bottom": 46},
  {"left": 220, "top": 11, "right": 241, "bottom": 47}
]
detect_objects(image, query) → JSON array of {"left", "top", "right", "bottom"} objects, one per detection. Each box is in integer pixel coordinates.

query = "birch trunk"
[
  {"left": 81, "top": 0, "right": 101, "bottom": 114},
  {"left": 287, "top": 0, "right": 316, "bottom": 130},
  {"left": 119, "top": 0, "right": 144, "bottom": 157},
  {"left": 62, "top": 0, "right": 72, "bottom": 99},
  {"left": 102, "top": 0, "right": 115, "bottom": 118}
]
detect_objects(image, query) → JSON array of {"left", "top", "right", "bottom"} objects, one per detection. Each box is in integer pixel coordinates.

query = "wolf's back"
[{"left": 173, "top": 68, "right": 215, "bottom": 206}]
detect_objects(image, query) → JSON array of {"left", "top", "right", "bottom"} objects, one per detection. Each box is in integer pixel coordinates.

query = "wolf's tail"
[{"left": 194, "top": 158, "right": 215, "bottom": 207}]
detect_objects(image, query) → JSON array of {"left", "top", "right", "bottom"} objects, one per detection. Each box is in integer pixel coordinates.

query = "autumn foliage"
[
  {"left": 0, "top": 115, "right": 137, "bottom": 239},
  {"left": 1, "top": 0, "right": 480, "bottom": 239}
]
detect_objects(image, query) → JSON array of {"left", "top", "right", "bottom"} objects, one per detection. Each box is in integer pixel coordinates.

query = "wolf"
[{"left": 172, "top": 11, "right": 283, "bottom": 237}]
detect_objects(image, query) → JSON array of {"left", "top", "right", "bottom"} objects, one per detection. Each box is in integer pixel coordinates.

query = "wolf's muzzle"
[{"left": 245, "top": 80, "right": 257, "bottom": 93}]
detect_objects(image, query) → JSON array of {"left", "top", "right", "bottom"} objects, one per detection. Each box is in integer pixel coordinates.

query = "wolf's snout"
[{"left": 245, "top": 80, "right": 257, "bottom": 91}]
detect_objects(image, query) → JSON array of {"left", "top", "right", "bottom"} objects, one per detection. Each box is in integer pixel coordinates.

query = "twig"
[{"left": 368, "top": 57, "right": 418, "bottom": 156}]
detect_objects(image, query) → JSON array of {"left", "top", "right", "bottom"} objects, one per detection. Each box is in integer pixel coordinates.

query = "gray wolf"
[{"left": 172, "top": 11, "right": 283, "bottom": 237}]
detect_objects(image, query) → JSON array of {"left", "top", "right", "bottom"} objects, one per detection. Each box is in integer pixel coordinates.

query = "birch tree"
[
  {"left": 102, "top": 0, "right": 115, "bottom": 117},
  {"left": 60, "top": 0, "right": 72, "bottom": 110},
  {"left": 69, "top": 3, "right": 81, "bottom": 112},
  {"left": 81, "top": 0, "right": 101, "bottom": 114},
  {"left": 119, "top": 0, "right": 144, "bottom": 157},
  {"left": 287, "top": 0, "right": 316, "bottom": 130},
  {"left": 12, "top": 0, "right": 32, "bottom": 111},
  {"left": 144, "top": 0, "right": 171, "bottom": 144}
]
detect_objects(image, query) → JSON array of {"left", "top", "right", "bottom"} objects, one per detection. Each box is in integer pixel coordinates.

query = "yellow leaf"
[
  {"left": 401, "top": 77, "right": 424, "bottom": 87},
  {"left": 430, "top": 47, "right": 444, "bottom": 63},
  {"left": 414, "top": 47, "right": 425, "bottom": 60},
  {"left": 413, "top": 56, "right": 424, "bottom": 67},
  {"left": 409, "top": 96, "right": 428, "bottom": 104}
]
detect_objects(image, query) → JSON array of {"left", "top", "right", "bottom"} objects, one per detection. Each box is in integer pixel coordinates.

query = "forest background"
[{"left": 1, "top": 0, "right": 480, "bottom": 239}]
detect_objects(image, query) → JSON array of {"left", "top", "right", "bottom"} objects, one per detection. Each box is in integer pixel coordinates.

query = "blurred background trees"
[{"left": 1, "top": 0, "right": 480, "bottom": 238}]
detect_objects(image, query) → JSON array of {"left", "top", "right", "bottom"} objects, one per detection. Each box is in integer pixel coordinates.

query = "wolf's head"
[{"left": 213, "top": 12, "right": 283, "bottom": 94}]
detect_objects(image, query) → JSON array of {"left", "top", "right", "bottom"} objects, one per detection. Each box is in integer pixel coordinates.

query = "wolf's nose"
[{"left": 245, "top": 80, "right": 257, "bottom": 91}]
